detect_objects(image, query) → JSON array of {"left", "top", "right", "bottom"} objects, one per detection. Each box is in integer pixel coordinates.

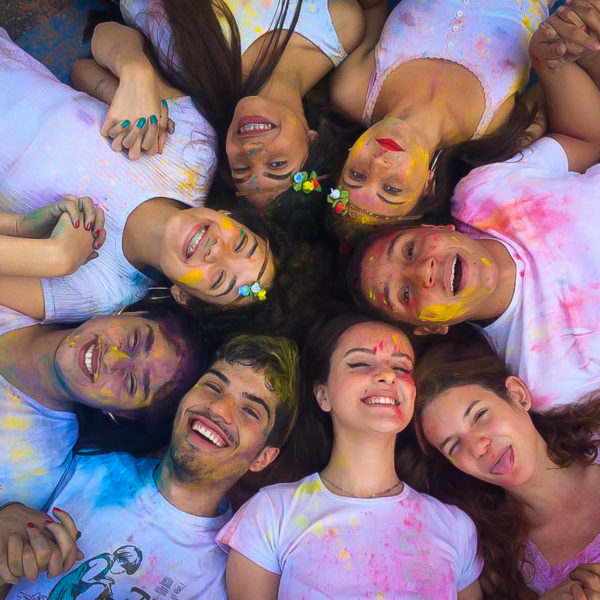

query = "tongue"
[{"left": 491, "top": 447, "right": 514, "bottom": 475}]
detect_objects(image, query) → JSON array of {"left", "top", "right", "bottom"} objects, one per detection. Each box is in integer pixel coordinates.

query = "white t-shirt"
[
  {"left": 452, "top": 137, "right": 600, "bottom": 410},
  {"left": 0, "top": 305, "right": 78, "bottom": 509},
  {"left": 217, "top": 473, "right": 482, "bottom": 599},
  {"left": 8, "top": 452, "right": 231, "bottom": 600},
  {"left": 0, "top": 28, "right": 217, "bottom": 322}
]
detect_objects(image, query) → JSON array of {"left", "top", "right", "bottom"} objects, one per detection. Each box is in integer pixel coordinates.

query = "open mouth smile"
[
  {"left": 79, "top": 337, "right": 100, "bottom": 382},
  {"left": 237, "top": 116, "right": 275, "bottom": 137},
  {"left": 491, "top": 446, "right": 514, "bottom": 475},
  {"left": 184, "top": 225, "right": 208, "bottom": 260},
  {"left": 360, "top": 395, "right": 400, "bottom": 406},
  {"left": 450, "top": 255, "right": 463, "bottom": 296},
  {"left": 188, "top": 415, "right": 232, "bottom": 449}
]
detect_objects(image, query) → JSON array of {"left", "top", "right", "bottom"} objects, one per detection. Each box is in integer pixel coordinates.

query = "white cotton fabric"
[{"left": 217, "top": 473, "right": 482, "bottom": 599}]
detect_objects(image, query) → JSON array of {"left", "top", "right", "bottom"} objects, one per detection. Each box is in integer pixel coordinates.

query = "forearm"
[
  {"left": 71, "top": 58, "right": 119, "bottom": 105},
  {"left": 0, "top": 277, "right": 45, "bottom": 320},
  {"left": 0, "top": 212, "right": 18, "bottom": 237},
  {"left": 0, "top": 236, "right": 71, "bottom": 278},
  {"left": 358, "top": 0, "right": 388, "bottom": 49}
]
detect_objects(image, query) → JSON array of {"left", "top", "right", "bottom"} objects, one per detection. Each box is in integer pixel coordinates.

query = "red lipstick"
[{"left": 376, "top": 138, "right": 404, "bottom": 152}]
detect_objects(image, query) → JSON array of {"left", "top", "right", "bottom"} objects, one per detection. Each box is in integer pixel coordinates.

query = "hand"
[
  {"left": 100, "top": 64, "right": 174, "bottom": 160},
  {"left": 530, "top": 1, "right": 600, "bottom": 72},
  {"left": 49, "top": 212, "right": 98, "bottom": 276},
  {"left": 0, "top": 504, "right": 83, "bottom": 585},
  {"left": 571, "top": 563, "right": 600, "bottom": 599},
  {"left": 16, "top": 196, "right": 105, "bottom": 249}
]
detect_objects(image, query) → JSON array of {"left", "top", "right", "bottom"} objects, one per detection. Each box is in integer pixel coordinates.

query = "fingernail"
[
  {"left": 76, "top": 531, "right": 82, "bottom": 541},
  {"left": 44, "top": 519, "right": 54, "bottom": 525},
  {"left": 26, "top": 522, "right": 36, "bottom": 529},
  {"left": 150, "top": 114, "right": 158, "bottom": 125},
  {"left": 52, "top": 506, "right": 63, "bottom": 513},
  {"left": 121, "top": 120, "right": 130, "bottom": 128},
  {"left": 137, "top": 117, "right": 147, "bottom": 129},
  {"left": 74, "top": 220, "right": 80, "bottom": 228},
  {"left": 95, "top": 229, "right": 101, "bottom": 236},
  {"left": 162, "top": 99, "right": 168, "bottom": 107},
  {"left": 95, "top": 241, "right": 103, "bottom": 249},
  {"left": 85, "top": 223, "right": 92, "bottom": 231}
]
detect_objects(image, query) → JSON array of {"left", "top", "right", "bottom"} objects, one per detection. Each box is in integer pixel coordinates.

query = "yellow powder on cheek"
[
  {"left": 107, "top": 346, "right": 128, "bottom": 360},
  {"left": 178, "top": 269, "right": 203, "bottom": 286},
  {"left": 418, "top": 302, "right": 470, "bottom": 323},
  {"left": 481, "top": 257, "right": 491, "bottom": 266}
]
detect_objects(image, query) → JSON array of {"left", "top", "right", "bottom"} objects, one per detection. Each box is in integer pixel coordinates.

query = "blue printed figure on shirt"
[{"left": 47, "top": 546, "right": 142, "bottom": 600}]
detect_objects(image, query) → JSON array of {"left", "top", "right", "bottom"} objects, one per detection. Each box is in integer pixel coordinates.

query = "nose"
[
  {"left": 414, "top": 258, "right": 435, "bottom": 288},
  {"left": 374, "top": 366, "right": 396, "bottom": 385},
  {"left": 241, "top": 139, "right": 264, "bottom": 155},
  {"left": 464, "top": 435, "right": 491, "bottom": 458},
  {"left": 210, "top": 395, "right": 235, "bottom": 424},
  {"left": 103, "top": 344, "right": 134, "bottom": 372}
]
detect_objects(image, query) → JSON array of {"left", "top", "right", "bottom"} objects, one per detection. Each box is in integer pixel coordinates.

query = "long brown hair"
[{"left": 412, "top": 329, "right": 600, "bottom": 599}]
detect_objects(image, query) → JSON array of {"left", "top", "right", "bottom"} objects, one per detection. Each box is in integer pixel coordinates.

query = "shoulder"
[{"left": 328, "top": 0, "right": 366, "bottom": 55}]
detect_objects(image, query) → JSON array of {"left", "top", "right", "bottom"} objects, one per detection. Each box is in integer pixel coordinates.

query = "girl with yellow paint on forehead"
[{"left": 328, "top": 0, "right": 556, "bottom": 232}]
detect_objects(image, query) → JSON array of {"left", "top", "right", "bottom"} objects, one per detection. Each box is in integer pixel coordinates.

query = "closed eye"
[
  {"left": 210, "top": 270, "right": 225, "bottom": 291},
  {"left": 243, "top": 406, "right": 261, "bottom": 421},
  {"left": 347, "top": 362, "right": 371, "bottom": 368},
  {"left": 130, "top": 328, "right": 140, "bottom": 352},
  {"left": 393, "top": 365, "right": 412, "bottom": 374},
  {"left": 449, "top": 440, "right": 459, "bottom": 457},
  {"left": 126, "top": 372, "right": 137, "bottom": 396},
  {"left": 235, "top": 233, "right": 248, "bottom": 253},
  {"left": 474, "top": 409, "right": 487, "bottom": 423},
  {"left": 203, "top": 381, "right": 221, "bottom": 394}
]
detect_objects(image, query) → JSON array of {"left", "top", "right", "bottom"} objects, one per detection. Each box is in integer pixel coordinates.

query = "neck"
[
  {"left": 122, "top": 197, "right": 186, "bottom": 272},
  {"left": 154, "top": 453, "right": 231, "bottom": 517},
  {"left": 258, "top": 78, "right": 308, "bottom": 126},
  {"left": 0, "top": 325, "right": 76, "bottom": 411},
  {"left": 476, "top": 239, "right": 517, "bottom": 321},
  {"left": 321, "top": 428, "right": 401, "bottom": 498},
  {"left": 506, "top": 443, "right": 589, "bottom": 528}
]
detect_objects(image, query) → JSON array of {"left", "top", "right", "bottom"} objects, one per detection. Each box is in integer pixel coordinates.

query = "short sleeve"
[
  {"left": 0, "top": 305, "right": 38, "bottom": 335},
  {"left": 505, "top": 136, "right": 569, "bottom": 173},
  {"left": 450, "top": 506, "right": 483, "bottom": 591},
  {"left": 216, "top": 491, "right": 282, "bottom": 575}
]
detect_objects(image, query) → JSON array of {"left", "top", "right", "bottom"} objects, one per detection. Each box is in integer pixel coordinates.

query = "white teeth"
[
  {"left": 84, "top": 344, "right": 95, "bottom": 378},
  {"left": 186, "top": 226, "right": 207, "bottom": 259},
  {"left": 191, "top": 423, "right": 226, "bottom": 447},
  {"left": 365, "top": 396, "right": 398, "bottom": 406},
  {"left": 450, "top": 256, "right": 457, "bottom": 295},
  {"left": 238, "top": 122, "right": 273, "bottom": 134}
]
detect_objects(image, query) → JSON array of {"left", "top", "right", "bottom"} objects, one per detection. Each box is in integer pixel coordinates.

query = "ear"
[
  {"left": 308, "top": 129, "right": 319, "bottom": 143},
  {"left": 413, "top": 324, "right": 449, "bottom": 336},
  {"left": 249, "top": 446, "right": 280, "bottom": 472},
  {"left": 505, "top": 376, "right": 532, "bottom": 412},
  {"left": 313, "top": 383, "right": 332, "bottom": 413},
  {"left": 170, "top": 285, "right": 194, "bottom": 307}
]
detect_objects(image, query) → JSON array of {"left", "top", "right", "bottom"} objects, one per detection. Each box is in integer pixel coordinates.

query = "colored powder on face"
[
  {"left": 178, "top": 269, "right": 203, "bottom": 286},
  {"left": 481, "top": 257, "right": 491, "bottom": 266},
  {"left": 108, "top": 346, "right": 129, "bottom": 360},
  {"left": 418, "top": 302, "right": 469, "bottom": 323},
  {"left": 220, "top": 215, "right": 234, "bottom": 230}
]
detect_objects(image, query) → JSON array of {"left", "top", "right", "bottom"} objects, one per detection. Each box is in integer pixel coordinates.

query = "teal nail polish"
[
  {"left": 161, "top": 99, "right": 168, "bottom": 107},
  {"left": 121, "top": 120, "right": 130, "bottom": 128},
  {"left": 136, "top": 117, "right": 147, "bottom": 129},
  {"left": 150, "top": 114, "right": 158, "bottom": 125}
]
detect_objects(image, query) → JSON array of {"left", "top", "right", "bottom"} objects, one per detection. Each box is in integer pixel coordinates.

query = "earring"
[
  {"left": 135, "top": 286, "right": 171, "bottom": 300},
  {"left": 429, "top": 149, "right": 443, "bottom": 172},
  {"left": 106, "top": 412, "right": 120, "bottom": 425}
]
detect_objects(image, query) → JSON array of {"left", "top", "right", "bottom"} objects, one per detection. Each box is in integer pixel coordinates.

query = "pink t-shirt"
[
  {"left": 452, "top": 137, "right": 600, "bottom": 411},
  {"left": 217, "top": 473, "right": 482, "bottom": 599}
]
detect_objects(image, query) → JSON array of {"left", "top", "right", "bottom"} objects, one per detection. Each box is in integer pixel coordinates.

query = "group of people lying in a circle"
[{"left": 2, "top": 0, "right": 600, "bottom": 598}]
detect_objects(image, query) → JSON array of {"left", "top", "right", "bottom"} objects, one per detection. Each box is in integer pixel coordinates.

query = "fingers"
[
  {"left": 57, "top": 194, "right": 83, "bottom": 229},
  {"left": 47, "top": 509, "right": 81, "bottom": 575},
  {"left": 571, "top": 564, "right": 600, "bottom": 590},
  {"left": 560, "top": 0, "right": 600, "bottom": 41},
  {"left": 548, "top": 6, "right": 600, "bottom": 52},
  {"left": 141, "top": 114, "right": 159, "bottom": 155}
]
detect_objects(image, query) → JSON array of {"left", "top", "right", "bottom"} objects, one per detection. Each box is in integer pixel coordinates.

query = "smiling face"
[
  {"left": 359, "top": 226, "right": 502, "bottom": 330},
  {"left": 340, "top": 119, "right": 431, "bottom": 218},
  {"left": 168, "top": 359, "right": 280, "bottom": 482},
  {"left": 421, "top": 380, "right": 544, "bottom": 488},
  {"left": 159, "top": 207, "right": 275, "bottom": 306},
  {"left": 226, "top": 96, "right": 314, "bottom": 208},
  {"left": 314, "top": 322, "right": 416, "bottom": 437},
  {"left": 54, "top": 314, "right": 191, "bottom": 413}
]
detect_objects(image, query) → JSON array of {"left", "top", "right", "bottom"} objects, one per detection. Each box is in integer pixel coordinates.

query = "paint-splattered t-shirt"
[
  {"left": 0, "top": 306, "right": 77, "bottom": 509},
  {"left": 362, "top": 0, "right": 550, "bottom": 133},
  {"left": 120, "top": 0, "right": 347, "bottom": 80},
  {"left": 7, "top": 452, "right": 231, "bottom": 600},
  {"left": 452, "top": 136, "right": 600, "bottom": 410},
  {"left": 0, "top": 28, "right": 216, "bottom": 322},
  {"left": 217, "top": 473, "right": 482, "bottom": 599}
]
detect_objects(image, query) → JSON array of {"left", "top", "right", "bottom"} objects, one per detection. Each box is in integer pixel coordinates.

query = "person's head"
[
  {"left": 54, "top": 308, "right": 208, "bottom": 417},
  {"left": 167, "top": 334, "right": 299, "bottom": 484},
  {"left": 349, "top": 224, "right": 505, "bottom": 334},
  {"left": 413, "top": 334, "right": 545, "bottom": 489},
  {"left": 159, "top": 205, "right": 275, "bottom": 308},
  {"left": 338, "top": 119, "right": 434, "bottom": 219},
  {"left": 226, "top": 96, "right": 319, "bottom": 208},
  {"left": 110, "top": 545, "right": 143, "bottom": 575},
  {"left": 303, "top": 313, "right": 415, "bottom": 449}
]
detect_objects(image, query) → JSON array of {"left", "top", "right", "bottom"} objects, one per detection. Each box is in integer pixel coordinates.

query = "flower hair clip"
[
  {"left": 327, "top": 186, "right": 350, "bottom": 215},
  {"left": 292, "top": 170, "right": 322, "bottom": 194},
  {"left": 238, "top": 280, "right": 267, "bottom": 301}
]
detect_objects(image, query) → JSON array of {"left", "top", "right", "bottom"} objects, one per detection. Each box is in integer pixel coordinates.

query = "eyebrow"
[
  {"left": 386, "top": 233, "right": 402, "bottom": 259},
  {"left": 440, "top": 400, "right": 481, "bottom": 452},
  {"left": 343, "top": 347, "right": 413, "bottom": 361},
  {"left": 243, "top": 392, "right": 272, "bottom": 422},
  {"left": 264, "top": 170, "right": 294, "bottom": 181},
  {"left": 206, "top": 368, "right": 230, "bottom": 385}
]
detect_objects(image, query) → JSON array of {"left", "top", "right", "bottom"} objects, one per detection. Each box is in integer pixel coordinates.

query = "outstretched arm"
[{"left": 225, "top": 550, "right": 280, "bottom": 600}]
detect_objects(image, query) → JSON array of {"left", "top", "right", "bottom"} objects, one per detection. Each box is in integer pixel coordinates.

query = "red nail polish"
[
  {"left": 44, "top": 519, "right": 54, "bottom": 525},
  {"left": 95, "top": 229, "right": 101, "bottom": 236},
  {"left": 75, "top": 220, "right": 80, "bottom": 228},
  {"left": 52, "top": 506, "right": 63, "bottom": 513},
  {"left": 26, "top": 522, "right": 35, "bottom": 529},
  {"left": 86, "top": 223, "right": 92, "bottom": 231}
]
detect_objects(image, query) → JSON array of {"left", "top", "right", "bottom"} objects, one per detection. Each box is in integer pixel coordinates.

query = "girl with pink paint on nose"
[
  {"left": 414, "top": 330, "right": 600, "bottom": 600},
  {"left": 217, "top": 313, "right": 483, "bottom": 600}
]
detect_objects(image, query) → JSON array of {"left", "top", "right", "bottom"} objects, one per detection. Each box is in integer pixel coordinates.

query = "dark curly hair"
[{"left": 412, "top": 328, "right": 600, "bottom": 600}]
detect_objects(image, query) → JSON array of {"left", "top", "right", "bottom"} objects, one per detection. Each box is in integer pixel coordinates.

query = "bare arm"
[
  {"left": 457, "top": 579, "right": 483, "bottom": 600},
  {"left": 225, "top": 550, "right": 280, "bottom": 600},
  {"left": 357, "top": 0, "right": 388, "bottom": 50},
  {"left": 71, "top": 58, "right": 119, "bottom": 105},
  {"left": 0, "top": 277, "right": 46, "bottom": 320}
]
